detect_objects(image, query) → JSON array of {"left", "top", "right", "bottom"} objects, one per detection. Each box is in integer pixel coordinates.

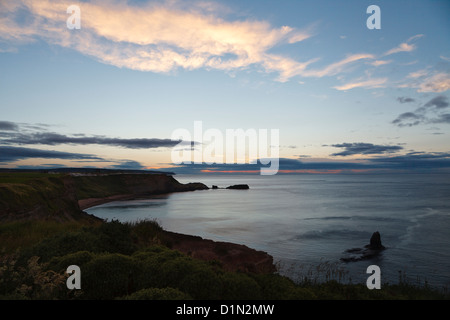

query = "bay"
[{"left": 86, "top": 173, "right": 450, "bottom": 289}]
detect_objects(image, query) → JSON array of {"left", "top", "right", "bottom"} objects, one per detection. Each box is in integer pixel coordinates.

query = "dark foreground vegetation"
[{"left": 1, "top": 219, "right": 448, "bottom": 300}]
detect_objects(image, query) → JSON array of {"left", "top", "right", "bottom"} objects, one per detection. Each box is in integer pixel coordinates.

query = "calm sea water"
[{"left": 86, "top": 173, "right": 450, "bottom": 289}]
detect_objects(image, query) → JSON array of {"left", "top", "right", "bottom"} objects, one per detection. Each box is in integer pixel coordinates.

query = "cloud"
[
  {"left": 0, "top": 121, "right": 19, "bottom": 131},
  {"left": 407, "top": 69, "right": 429, "bottom": 79},
  {"left": 333, "top": 77, "right": 387, "bottom": 91},
  {"left": 369, "top": 60, "right": 392, "bottom": 67},
  {"left": 10, "top": 132, "right": 180, "bottom": 149},
  {"left": 0, "top": 122, "right": 182, "bottom": 149},
  {"left": 397, "top": 97, "right": 415, "bottom": 103},
  {"left": 0, "top": 146, "right": 104, "bottom": 162},
  {"left": 108, "top": 160, "right": 145, "bottom": 170},
  {"left": 430, "top": 113, "right": 450, "bottom": 124},
  {"left": 417, "top": 73, "right": 450, "bottom": 93},
  {"left": 384, "top": 42, "right": 416, "bottom": 56},
  {"left": 369, "top": 152, "right": 450, "bottom": 170},
  {"left": 0, "top": 0, "right": 317, "bottom": 82},
  {"left": 392, "top": 95, "right": 449, "bottom": 127},
  {"left": 166, "top": 151, "right": 450, "bottom": 174},
  {"left": 303, "top": 54, "right": 375, "bottom": 78},
  {"left": 423, "top": 95, "right": 449, "bottom": 109},
  {"left": 167, "top": 157, "right": 370, "bottom": 174},
  {"left": 401, "top": 69, "right": 450, "bottom": 93},
  {"left": 329, "top": 143, "right": 403, "bottom": 157},
  {"left": 384, "top": 34, "right": 423, "bottom": 56},
  {"left": 392, "top": 112, "right": 424, "bottom": 127},
  {"left": 0, "top": 0, "right": 386, "bottom": 84}
]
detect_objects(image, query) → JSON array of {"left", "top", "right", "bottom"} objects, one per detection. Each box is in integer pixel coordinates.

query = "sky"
[{"left": 1, "top": 0, "right": 450, "bottom": 174}]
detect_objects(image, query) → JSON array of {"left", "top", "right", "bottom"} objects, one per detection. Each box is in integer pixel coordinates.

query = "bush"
[
  {"left": 21, "top": 231, "right": 99, "bottom": 263},
  {"left": 81, "top": 253, "right": 141, "bottom": 300},
  {"left": 129, "top": 219, "right": 163, "bottom": 246},
  {"left": 47, "top": 251, "right": 95, "bottom": 273},
  {"left": 220, "top": 272, "right": 262, "bottom": 300},
  {"left": 0, "top": 254, "right": 66, "bottom": 300},
  {"left": 96, "top": 220, "right": 136, "bottom": 255},
  {"left": 179, "top": 267, "right": 222, "bottom": 300},
  {"left": 20, "top": 220, "right": 136, "bottom": 264}
]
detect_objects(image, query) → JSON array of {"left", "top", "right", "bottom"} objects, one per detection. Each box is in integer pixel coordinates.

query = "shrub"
[
  {"left": 0, "top": 254, "right": 66, "bottom": 299},
  {"left": 219, "top": 272, "right": 262, "bottom": 300},
  {"left": 47, "top": 251, "right": 95, "bottom": 273},
  {"left": 179, "top": 267, "right": 222, "bottom": 300},
  {"left": 81, "top": 253, "right": 141, "bottom": 300},
  {"left": 96, "top": 220, "right": 136, "bottom": 255},
  {"left": 21, "top": 231, "right": 99, "bottom": 263}
]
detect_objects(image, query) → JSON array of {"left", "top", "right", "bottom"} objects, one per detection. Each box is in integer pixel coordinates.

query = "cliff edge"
[{"left": 0, "top": 171, "right": 208, "bottom": 222}]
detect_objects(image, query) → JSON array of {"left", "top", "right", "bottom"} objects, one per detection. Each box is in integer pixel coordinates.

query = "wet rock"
[
  {"left": 368, "top": 231, "right": 385, "bottom": 250},
  {"left": 340, "top": 231, "right": 386, "bottom": 262}
]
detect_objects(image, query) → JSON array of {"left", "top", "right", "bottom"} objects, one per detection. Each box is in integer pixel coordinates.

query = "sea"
[{"left": 86, "top": 173, "right": 450, "bottom": 290}]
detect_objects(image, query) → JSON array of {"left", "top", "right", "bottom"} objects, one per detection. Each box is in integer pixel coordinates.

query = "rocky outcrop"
[
  {"left": 226, "top": 184, "right": 250, "bottom": 190},
  {"left": 368, "top": 231, "right": 385, "bottom": 250},
  {"left": 341, "top": 231, "right": 386, "bottom": 262}
]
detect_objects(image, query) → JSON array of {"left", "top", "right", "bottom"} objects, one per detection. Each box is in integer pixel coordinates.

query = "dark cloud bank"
[
  {"left": 1, "top": 121, "right": 449, "bottom": 173},
  {"left": 1, "top": 132, "right": 180, "bottom": 149},
  {"left": 329, "top": 143, "right": 403, "bottom": 157}
]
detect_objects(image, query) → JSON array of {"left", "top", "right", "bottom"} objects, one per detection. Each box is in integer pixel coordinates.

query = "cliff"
[
  {"left": 74, "top": 173, "right": 209, "bottom": 210},
  {"left": 0, "top": 171, "right": 208, "bottom": 222}
]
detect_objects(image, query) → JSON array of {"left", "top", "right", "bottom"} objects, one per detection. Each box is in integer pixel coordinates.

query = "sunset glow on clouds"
[
  {"left": 0, "top": 0, "right": 449, "bottom": 172},
  {"left": 2, "top": 0, "right": 447, "bottom": 89},
  {"left": 1, "top": 0, "right": 314, "bottom": 78}
]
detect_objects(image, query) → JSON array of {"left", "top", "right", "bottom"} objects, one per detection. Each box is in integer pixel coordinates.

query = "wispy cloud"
[
  {"left": 384, "top": 42, "right": 416, "bottom": 56},
  {"left": 369, "top": 60, "right": 392, "bottom": 67},
  {"left": 384, "top": 34, "right": 423, "bottom": 56},
  {"left": 303, "top": 54, "right": 375, "bottom": 78},
  {"left": 333, "top": 77, "right": 387, "bottom": 91},
  {"left": 400, "top": 67, "right": 450, "bottom": 93},
  {"left": 416, "top": 73, "right": 450, "bottom": 93}
]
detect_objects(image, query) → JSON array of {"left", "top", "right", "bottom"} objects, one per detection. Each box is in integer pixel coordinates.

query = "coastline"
[
  {"left": 78, "top": 194, "right": 139, "bottom": 210},
  {"left": 78, "top": 192, "right": 277, "bottom": 274}
]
